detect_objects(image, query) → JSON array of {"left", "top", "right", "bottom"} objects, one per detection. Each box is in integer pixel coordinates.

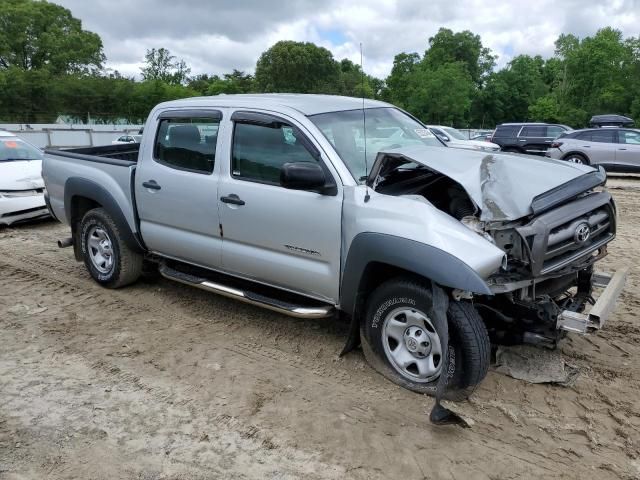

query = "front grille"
[{"left": 517, "top": 192, "right": 615, "bottom": 276}]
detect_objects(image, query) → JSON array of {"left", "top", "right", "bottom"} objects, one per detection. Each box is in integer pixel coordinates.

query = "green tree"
[
  {"left": 207, "top": 70, "right": 255, "bottom": 95},
  {"left": 407, "top": 62, "right": 474, "bottom": 125},
  {"left": 335, "top": 59, "right": 382, "bottom": 98},
  {"left": 476, "top": 55, "right": 549, "bottom": 125},
  {"left": 386, "top": 52, "right": 420, "bottom": 107},
  {"left": 141, "top": 48, "right": 191, "bottom": 85},
  {"left": 0, "top": 0, "right": 104, "bottom": 74},
  {"left": 255, "top": 41, "right": 340, "bottom": 93},
  {"left": 424, "top": 28, "right": 496, "bottom": 85}
]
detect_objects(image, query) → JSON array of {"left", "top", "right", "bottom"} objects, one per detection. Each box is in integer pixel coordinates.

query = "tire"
[
  {"left": 563, "top": 153, "right": 589, "bottom": 165},
  {"left": 361, "top": 278, "right": 490, "bottom": 400},
  {"left": 80, "top": 207, "right": 143, "bottom": 288},
  {"left": 502, "top": 147, "right": 521, "bottom": 154}
]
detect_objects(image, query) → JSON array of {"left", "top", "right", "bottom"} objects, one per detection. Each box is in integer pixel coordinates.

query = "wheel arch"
[
  {"left": 64, "top": 177, "right": 144, "bottom": 259},
  {"left": 340, "top": 233, "right": 492, "bottom": 320}
]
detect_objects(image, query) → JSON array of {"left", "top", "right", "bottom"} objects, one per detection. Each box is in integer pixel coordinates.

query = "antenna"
[{"left": 360, "top": 42, "right": 370, "bottom": 203}]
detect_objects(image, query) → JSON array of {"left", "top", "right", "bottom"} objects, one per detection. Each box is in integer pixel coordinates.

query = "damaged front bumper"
[{"left": 557, "top": 268, "right": 629, "bottom": 334}]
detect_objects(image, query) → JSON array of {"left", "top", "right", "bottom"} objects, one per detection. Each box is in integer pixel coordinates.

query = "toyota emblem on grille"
[{"left": 574, "top": 223, "right": 591, "bottom": 244}]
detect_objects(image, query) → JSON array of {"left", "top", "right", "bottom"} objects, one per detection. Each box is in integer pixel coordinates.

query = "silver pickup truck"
[{"left": 43, "top": 94, "right": 627, "bottom": 400}]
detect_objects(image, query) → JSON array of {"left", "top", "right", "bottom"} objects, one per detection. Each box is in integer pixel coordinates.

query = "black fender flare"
[
  {"left": 64, "top": 177, "right": 145, "bottom": 253},
  {"left": 339, "top": 233, "right": 492, "bottom": 356}
]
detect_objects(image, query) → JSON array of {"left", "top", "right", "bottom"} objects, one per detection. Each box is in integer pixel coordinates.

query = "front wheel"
[
  {"left": 80, "top": 208, "right": 143, "bottom": 288},
  {"left": 361, "top": 278, "right": 490, "bottom": 400}
]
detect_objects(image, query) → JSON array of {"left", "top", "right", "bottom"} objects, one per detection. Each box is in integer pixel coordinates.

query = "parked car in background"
[
  {"left": 546, "top": 128, "right": 640, "bottom": 172},
  {"left": 112, "top": 134, "right": 142, "bottom": 145},
  {"left": 428, "top": 125, "right": 500, "bottom": 152},
  {"left": 490, "top": 123, "right": 572, "bottom": 155},
  {"left": 470, "top": 130, "right": 494, "bottom": 142},
  {"left": 0, "top": 131, "right": 49, "bottom": 226}
]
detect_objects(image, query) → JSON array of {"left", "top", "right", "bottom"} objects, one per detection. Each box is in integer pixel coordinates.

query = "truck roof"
[{"left": 156, "top": 93, "right": 392, "bottom": 116}]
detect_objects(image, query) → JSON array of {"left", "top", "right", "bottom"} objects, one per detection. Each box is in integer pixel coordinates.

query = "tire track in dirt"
[{"left": 0, "top": 248, "right": 635, "bottom": 478}]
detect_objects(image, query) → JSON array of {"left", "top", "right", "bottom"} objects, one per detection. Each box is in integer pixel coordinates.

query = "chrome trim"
[{"left": 159, "top": 265, "right": 334, "bottom": 319}]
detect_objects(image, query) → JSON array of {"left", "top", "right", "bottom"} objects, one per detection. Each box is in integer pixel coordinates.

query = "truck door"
[
  {"left": 135, "top": 110, "right": 224, "bottom": 267},
  {"left": 217, "top": 111, "right": 343, "bottom": 303}
]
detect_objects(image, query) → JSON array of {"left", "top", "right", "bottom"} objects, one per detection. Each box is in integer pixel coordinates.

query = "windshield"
[
  {"left": 0, "top": 138, "right": 43, "bottom": 162},
  {"left": 309, "top": 107, "right": 442, "bottom": 181},
  {"left": 442, "top": 127, "right": 467, "bottom": 140}
]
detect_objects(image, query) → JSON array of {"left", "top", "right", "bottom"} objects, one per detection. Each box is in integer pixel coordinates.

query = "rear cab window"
[{"left": 153, "top": 111, "right": 221, "bottom": 174}]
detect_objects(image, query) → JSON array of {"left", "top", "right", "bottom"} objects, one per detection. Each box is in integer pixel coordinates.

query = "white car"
[
  {"left": 0, "top": 131, "right": 49, "bottom": 226},
  {"left": 428, "top": 125, "right": 500, "bottom": 152},
  {"left": 112, "top": 134, "right": 142, "bottom": 145}
]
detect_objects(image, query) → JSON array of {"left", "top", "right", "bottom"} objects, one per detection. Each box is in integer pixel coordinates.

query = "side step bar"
[
  {"left": 159, "top": 264, "right": 335, "bottom": 319},
  {"left": 557, "top": 267, "right": 628, "bottom": 334}
]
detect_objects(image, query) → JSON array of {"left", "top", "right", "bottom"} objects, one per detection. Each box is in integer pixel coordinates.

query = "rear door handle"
[
  {"left": 220, "top": 194, "right": 245, "bottom": 206},
  {"left": 618, "top": 148, "right": 627, "bottom": 151},
  {"left": 142, "top": 180, "right": 161, "bottom": 190}
]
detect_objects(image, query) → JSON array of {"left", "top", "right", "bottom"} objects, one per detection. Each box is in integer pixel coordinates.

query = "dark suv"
[{"left": 491, "top": 123, "right": 572, "bottom": 155}]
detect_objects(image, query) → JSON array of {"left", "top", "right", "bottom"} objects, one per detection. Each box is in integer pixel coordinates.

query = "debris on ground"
[{"left": 494, "top": 344, "right": 580, "bottom": 386}]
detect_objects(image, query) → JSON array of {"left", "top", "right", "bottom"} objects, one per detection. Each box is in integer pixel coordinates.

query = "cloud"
[{"left": 53, "top": 0, "right": 640, "bottom": 79}]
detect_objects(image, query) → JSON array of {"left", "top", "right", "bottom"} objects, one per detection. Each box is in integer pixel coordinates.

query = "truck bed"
[
  {"left": 44, "top": 143, "right": 140, "bottom": 166},
  {"left": 43, "top": 143, "right": 139, "bottom": 233}
]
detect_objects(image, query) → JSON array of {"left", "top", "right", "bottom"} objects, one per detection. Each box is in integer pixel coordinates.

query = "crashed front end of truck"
[{"left": 368, "top": 146, "right": 628, "bottom": 348}]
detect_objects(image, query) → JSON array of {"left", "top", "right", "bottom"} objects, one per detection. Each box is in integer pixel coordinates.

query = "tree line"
[{"left": 1, "top": 0, "right": 638, "bottom": 128}]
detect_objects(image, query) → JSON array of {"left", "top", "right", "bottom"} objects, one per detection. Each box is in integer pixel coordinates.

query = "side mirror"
[
  {"left": 280, "top": 162, "right": 327, "bottom": 192},
  {"left": 439, "top": 134, "right": 450, "bottom": 142}
]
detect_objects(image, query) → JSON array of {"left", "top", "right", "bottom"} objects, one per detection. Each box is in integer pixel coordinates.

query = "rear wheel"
[
  {"left": 80, "top": 208, "right": 143, "bottom": 288},
  {"left": 564, "top": 153, "right": 589, "bottom": 165},
  {"left": 361, "top": 278, "right": 490, "bottom": 400}
]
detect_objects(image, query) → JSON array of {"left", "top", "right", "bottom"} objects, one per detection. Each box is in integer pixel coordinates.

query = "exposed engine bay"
[{"left": 371, "top": 155, "right": 616, "bottom": 347}]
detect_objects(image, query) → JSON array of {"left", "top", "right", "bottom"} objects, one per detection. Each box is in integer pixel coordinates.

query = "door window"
[
  {"left": 590, "top": 130, "right": 616, "bottom": 143},
  {"left": 519, "top": 126, "right": 546, "bottom": 137},
  {"left": 231, "top": 121, "right": 318, "bottom": 184},
  {"left": 154, "top": 117, "right": 220, "bottom": 174},
  {"left": 546, "top": 126, "right": 566, "bottom": 138},
  {"left": 620, "top": 130, "right": 640, "bottom": 144}
]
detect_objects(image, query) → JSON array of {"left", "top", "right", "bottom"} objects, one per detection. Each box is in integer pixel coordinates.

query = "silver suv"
[{"left": 546, "top": 128, "right": 640, "bottom": 172}]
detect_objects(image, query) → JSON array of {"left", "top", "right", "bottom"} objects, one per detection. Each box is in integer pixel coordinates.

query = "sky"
[{"left": 53, "top": 0, "right": 640, "bottom": 80}]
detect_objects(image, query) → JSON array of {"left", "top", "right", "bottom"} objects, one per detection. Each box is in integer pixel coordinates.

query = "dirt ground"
[{"left": 1, "top": 177, "right": 639, "bottom": 480}]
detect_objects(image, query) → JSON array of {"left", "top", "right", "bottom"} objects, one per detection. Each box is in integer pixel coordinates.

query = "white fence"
[{"left": 0, "top": 124, "right": 144, "bottom": 149}]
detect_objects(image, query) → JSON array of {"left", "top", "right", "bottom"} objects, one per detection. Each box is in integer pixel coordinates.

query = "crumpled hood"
[
  {"left": 371, "top": 145, "right": 598, "bottom": 221},
  {"left": 0, "top": 160, "right": 44, "bottom": 190}
]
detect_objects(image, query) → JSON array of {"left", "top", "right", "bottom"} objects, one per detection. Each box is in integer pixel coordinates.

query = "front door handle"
[
  {"left": 220, "top": 194, "right": 245, "bottom": 206},
  {"left": 618, "top": 148, "right": 627, "bottom": 151},
  {"left": 142, "top": 180, "right": 161, "bottom": 190}
]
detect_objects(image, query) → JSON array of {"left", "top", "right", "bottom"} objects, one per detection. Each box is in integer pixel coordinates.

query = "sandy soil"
[{"left": 1, "top": 176, "right": 639, "bottom": 479}]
